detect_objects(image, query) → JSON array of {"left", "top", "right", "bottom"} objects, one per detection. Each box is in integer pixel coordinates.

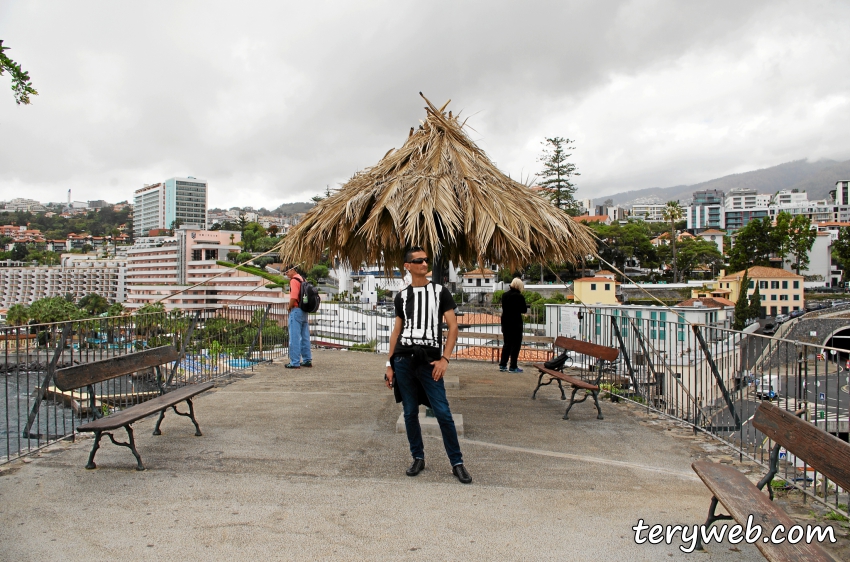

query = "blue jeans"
[
  {"left": 393, "top": 356, "right": 463, "bottom": 466},
  {"left": 288, "top": 307, "right": 312, "bottom": 366}
]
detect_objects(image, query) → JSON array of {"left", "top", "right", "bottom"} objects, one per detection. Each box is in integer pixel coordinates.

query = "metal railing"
[
  {"left": 548, "top": 306, "right": 849, "bottom": 517},
  {"left": 7, "top": 297, "right": 846, "bottom": 518},
  {"left": 1, "top": 304, "right": 289, "bottom": 465}
]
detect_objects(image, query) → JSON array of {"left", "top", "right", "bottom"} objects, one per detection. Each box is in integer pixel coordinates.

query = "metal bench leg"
[
  {"left": 101, "top": 425, "right": 145, "bottom": 471},
  {"left": 153, "top": 409, "right": 167, "bottom": 436},
  {"left": 533, "top": 374, "right": 567, "bottom": 401},
  {"left": 169, "top": 399, "right": 203, "bottom": 436},
  {"left": 532, "top": 372, "right": 546, "bottom": 399},
  {"left": 591, "top": 390, "right": 604, "bottom": 420},
  {"left": 85, "top": 430, "right": 104, "bottom": 469},
  {"left": 695, "top": 496, "right": 733, "bottom": 551},
  {"left": 563, "top": 386, "right": 581, "bottom": 420}
]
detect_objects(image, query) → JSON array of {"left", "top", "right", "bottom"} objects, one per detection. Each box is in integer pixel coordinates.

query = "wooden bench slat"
[
  {"left": 56, "top": 346, "right": 180, "bottom": 391},
  {"left": 532, "top": 364, "right": 598, "bottom": 390},
  {"left": 553, "top": 336, "right": 618, "bottom": 362},
  {"left": 78, "top": 381, "right": 214, "bottom": 432},
  {"left": 692, "top": 461, "right": 834, "bottom": 561},
  {"left": 753, "top": 401, "right": 850, "bottom": 493}
]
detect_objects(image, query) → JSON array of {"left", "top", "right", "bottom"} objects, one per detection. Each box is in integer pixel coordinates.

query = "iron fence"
[
  {"left": 546, "top": 306, "right": 849, "bottom": 518},
  {"left": 5, "top": 297, "right": 848, "bottom": 519},
  {"left": 1, "top": 304, "right": 289, "bottom": 465}
]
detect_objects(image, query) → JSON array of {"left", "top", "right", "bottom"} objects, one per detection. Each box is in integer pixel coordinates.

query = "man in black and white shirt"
[{"left": 385, "top": 247, "right": 471, "bottom": 484}]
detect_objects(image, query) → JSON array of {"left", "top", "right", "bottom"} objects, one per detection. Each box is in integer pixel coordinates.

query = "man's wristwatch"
[{"left": 386, "top": 361, "right": 392, "bottom": 368}]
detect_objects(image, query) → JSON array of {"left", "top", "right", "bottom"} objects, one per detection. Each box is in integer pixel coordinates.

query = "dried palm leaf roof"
[{"left": 280, "top": 93, "right": 597, "bottom": 272}]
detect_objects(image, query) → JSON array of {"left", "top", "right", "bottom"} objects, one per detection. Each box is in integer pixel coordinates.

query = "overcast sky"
[{"left": 2, "top": 1, "right": 849, "bottom": 210}]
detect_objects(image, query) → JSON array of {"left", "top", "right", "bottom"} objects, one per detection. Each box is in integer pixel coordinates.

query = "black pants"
[{"left": 500, "top": 329, "right": 523, "bottom": 369}]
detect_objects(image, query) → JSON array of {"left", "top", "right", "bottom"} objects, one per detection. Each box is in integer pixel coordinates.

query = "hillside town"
[{"left": 2, "top": 178, "right": 850, "bottom": 337}]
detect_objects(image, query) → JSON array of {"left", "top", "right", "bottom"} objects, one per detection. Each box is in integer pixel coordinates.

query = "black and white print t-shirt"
[{"left": 393, "top": 282, "right": 456, "bottom": 356}]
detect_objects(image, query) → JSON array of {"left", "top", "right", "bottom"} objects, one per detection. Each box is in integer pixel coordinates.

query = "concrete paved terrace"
[{"left": 0, "top": 349, "right": 821, "bottom": 561}]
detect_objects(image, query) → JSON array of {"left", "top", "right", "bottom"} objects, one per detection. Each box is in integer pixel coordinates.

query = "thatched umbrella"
[{"left": 279, "top": 93, "right": 597, "bottom": 282}]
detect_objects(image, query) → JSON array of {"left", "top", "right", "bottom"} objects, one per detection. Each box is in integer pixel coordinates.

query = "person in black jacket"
[{"left": 499, "top": 278, "right": 527, "bottom": 372}]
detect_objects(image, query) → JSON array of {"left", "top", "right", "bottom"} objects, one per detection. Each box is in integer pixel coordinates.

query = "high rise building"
[
  {"left": 835, "top": 180, "right": 850, "bottom": 205},
  {"left": 686, "top": 190, "right": 725, "bottom": 231},
  {"left": 124, "top": 226, "right": 285, "bottom": 311},
  {"left": 724, "top": 188, "right": 758, "bottom": 209},
  {"left": 133, "top": 177, "right": 208, "bottom": 238}
]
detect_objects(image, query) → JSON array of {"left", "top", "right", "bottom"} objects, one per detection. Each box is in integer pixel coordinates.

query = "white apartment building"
[
  {"left": 134, "top": 183, "right": 166, "bottom": 237},
  {"left": 724, "top": 188, "right": 759, "bottom": 209},
  {"left": 133, "top": 177, "right": 208, "bottom": 238},
  {"left": 835, "top": 180, "right": 850, "bottom": 205},
  {"left": 630, "top": 203, "right": 667, "bottom": 222},
  {"left": 765, "top": 200, "right": 850, "bottom": 223},
  {"left": 2, "top": 198, "right": 46, "bottom": 213},
  {"left": 773, "top": 189, "right": 808, "bottom": 206},
  {"left": 0, "top": 256, "right": 126, "bottom": 308},
  {"left": 124, "top": 226, "right": 285, "bottom": 311},
  {"left": 545, "top": 301, "right": 733, "bottom": 352}
]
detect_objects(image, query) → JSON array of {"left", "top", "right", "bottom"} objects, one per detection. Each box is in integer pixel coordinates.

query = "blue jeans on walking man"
[
  {"left": 393, "top": 356, "right": 463, "bottom": 466},
  {"left": 288, "top": 307, "right": 312, "bottom": 367}
]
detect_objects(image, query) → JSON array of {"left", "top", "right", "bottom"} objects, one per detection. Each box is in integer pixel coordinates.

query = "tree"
[
  {"left": 107, "top": 302, "right": 125, "bottom": 317},
  {"left": 28, "top": 297, "right": 81, "bottom": 324},
  {"left": 673, "top": 237, "right": 724, "bottom": 279},
  {"left": 308, "top": 264, "right": 329, "bottom": 280},
  {"left": 538, "top": 137, "right": 580, "bottom": 214},
  {"left": 786, "top": 215, "right": 816, "bottom": 273},
  {"left": 6, "top": 303, "right": 29, "bottom": 326},
  {"left": 10, "top": 244, "right": 28, "bottom": 261},
  {"left": 662, "top": 201, "right": 683, "bottom": 282},
  {"left": 78, "top": 293, "right": 109, "bottom": 316},
  {"left": 748, "top": 282, "right": 762, "bottom": 322},
  {"left": 241, "top": 222, "right": 267, "bottom": 252},
  {"left": 727, "top": 217, "right": 787, "bottom": 272},
  {"left": 0, "top": 40, "right": 38, "bottom": 105},
  {"left": 831, "top": 227, "right": 850, "bottom": 281},
  {"left": 733, "top": 271, "right": 750, "bottom": 330}
]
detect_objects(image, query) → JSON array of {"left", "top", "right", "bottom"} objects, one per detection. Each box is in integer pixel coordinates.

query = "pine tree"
[
  {"left": 538, "top": 137, "right": 580, "bottom": 214},
  {"left": 748, "top": 283, "right": 762, "bottom": 322},
  {"left": 733, "top": 271, "right": 750, "bottom": 330}
]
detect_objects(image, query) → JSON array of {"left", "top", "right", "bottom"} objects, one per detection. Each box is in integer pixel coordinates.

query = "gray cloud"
[{"left": 1, "top": 0, "right": 848, "bottom": 209}]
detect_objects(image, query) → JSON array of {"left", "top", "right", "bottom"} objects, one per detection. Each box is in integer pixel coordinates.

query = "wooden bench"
[
  {"left": 532, "top": 336, "right": 619, "bottom": 420},
  {"left": 55, "top": 346, "right": 215, "bottom": 471},
  {"left": 692, "top": 401, "right": 850, "bottom": 558}
]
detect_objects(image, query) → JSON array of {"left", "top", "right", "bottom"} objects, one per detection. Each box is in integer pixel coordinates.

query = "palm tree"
[
  {"left": 6, "top": 303, "right": 29, "bottom": 326},
  {"left": 279, "top": 93, "right": 597, "bottom": 281},
  {"left": 663, "top": 201, "right": 684, "bottom": 282}
]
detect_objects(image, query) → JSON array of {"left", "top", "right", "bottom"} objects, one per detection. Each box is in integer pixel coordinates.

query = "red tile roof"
[{"left": 719, "top": 266, "right": 802, "bottom": 281}]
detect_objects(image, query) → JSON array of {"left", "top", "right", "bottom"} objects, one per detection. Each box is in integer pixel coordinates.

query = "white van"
[{"left": 755, "top": 374, "right": 782, "bottom": 399}]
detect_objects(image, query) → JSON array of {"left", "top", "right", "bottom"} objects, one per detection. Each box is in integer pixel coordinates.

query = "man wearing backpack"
[{"left": 285, "top": 265, "right": 312, "bottom": 369}]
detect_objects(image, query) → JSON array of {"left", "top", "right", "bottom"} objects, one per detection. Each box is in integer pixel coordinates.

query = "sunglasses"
[{"left": 408, "top": 257, "right": 429, "bottom": 264}]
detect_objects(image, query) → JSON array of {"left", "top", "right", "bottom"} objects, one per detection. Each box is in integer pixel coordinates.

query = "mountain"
[{"left": 597, "top": 159, "right": 850, "bottom": 206}]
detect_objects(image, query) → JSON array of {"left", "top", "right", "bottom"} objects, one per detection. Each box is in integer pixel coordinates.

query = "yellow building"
[
  {"left": 716, "top": 266, "right": 804, "bottom": 318},
  {"left": 572, "top": 276, "right": 620, "bottom": 305}
]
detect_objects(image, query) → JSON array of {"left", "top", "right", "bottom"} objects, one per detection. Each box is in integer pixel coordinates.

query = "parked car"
[
  {"left": 789, "top": 309, "right": 805, "bottom": 319},
  {"left": 761, "top": 322, "right": 776, "bottom": 335},
  {"left": 774, "top": 314, "right": 790, "bottom": 324}
]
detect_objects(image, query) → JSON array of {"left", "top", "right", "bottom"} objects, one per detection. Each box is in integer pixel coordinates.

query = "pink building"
[{"left": 124, "top": 226, "right": 286, "bottom": 311}]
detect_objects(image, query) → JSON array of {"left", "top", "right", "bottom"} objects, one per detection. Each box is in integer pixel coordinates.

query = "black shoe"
[
  {"left": 452, "top": 464, "right": 472, "bottom": 484},
  {"left": 284, "top": 364, "right": 300, "bottom": 369},
  {"left": 406, "top": 458, "right": 425, "bottom": 476},
  {"left": 302, "top": 361, "right": 313, "bottom": 368}
]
